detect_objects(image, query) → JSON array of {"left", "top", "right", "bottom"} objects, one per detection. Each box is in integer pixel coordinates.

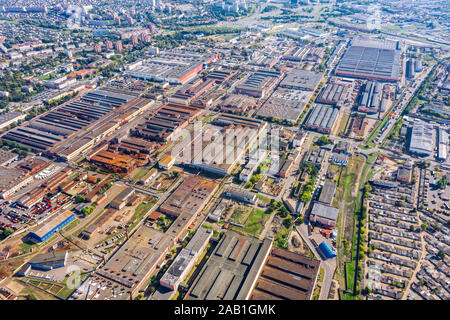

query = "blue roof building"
[
  {"left": 318, "top": 242, "right": 336, "bottom": 259},
  {"left": 28, "top": 211, "right": 75, "bottom": 243}
]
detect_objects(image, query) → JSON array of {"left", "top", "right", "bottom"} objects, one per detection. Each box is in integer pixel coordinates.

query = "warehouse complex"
[
  {"left": 87, "top": 176, "right": 218, "bottom": 299},
  {"left": 316, "top": 83, "right": 348, "bottom": 106},
  {"left": 335, "top": 38, "right": 401, "bottom": 82},
  {"left": 132, "top": 103, "right": 202, "bottom": 142},
  {"left": 279, "top": 69, "right": 322, "bottom": 91},
  {"left": 3, "top": 88, "right": 154, "bottom": 162},
  {"left": 303, "top": 104, "right": 339, "bottom": 134},
  {"left": 357, "top": 81, "right": 385, "bottom": 114},
  {"left": 174, "top": 114, "right": 267, "bottom": 176},
  {"left": 235, "top": 69, "right": 282, "bottom": 98},
  {"left": 186, "top": 231, "right": 272, "bottom": 300},
  {"left": 256, "top": 88, "right": 313, "bottom": 123},
  {"left": 407, "top": 121, "right": 434, "bottom": 157},
  {"left": 125, "top": 49, "right": 220, "bottom": 84},
  {"left": 248, "top": 247, "right": 320, "bottom": 300}
]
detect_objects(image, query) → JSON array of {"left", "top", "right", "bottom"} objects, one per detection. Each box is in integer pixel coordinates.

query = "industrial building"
[
  {"left": 256, "top": 88, "right": 313, "bottom": 123},
  {"left": 89, "top": 150, "right": 136, "bottom": 174},
  {"left": 16, "top": 250, "right": 68, "bottom": 277},
  {"left": 186, "top": 231, "right": 272, "bottom": 300},
  {"left": 158, "top": 154, "right": 175, "bottom": 170},
  {"left": 87, "top": 176, "right": 218, "bottom": 300},
  {"left": 159, "top": 176, "right": 219, "bottom": 217},
  {"left": 0, "top": 111, "right": 26, "bottom": 131},
  {"left": 302, "top": 148, "right": 325, "bottom": 168},
  {"left": 125, "top": 49, "right": 220, "bottom": 84},
  {"left": 349, "top": 116, "right": 369, "bottom": 137},
  {"left": 248, "top": 247, "right": 320, "bottom": 300},
  {"left": 235, "top": 69, "right": 282, "bottom": 98},
  {"left": 316, "top": 83, "right": 348, "bottom": 106},
  {"left": 407, "top": 121, "right": 433, "bottom": 157},
  {"left": 437, "top": 128, "right": 448, "bottom": 162},
  {"left": 29, "top": 250, "right": 68, "bottom": 271},
  {"left": 132, "top": 103, "right": 202, "bottom": 142},
  {"left": 279, "top": 69, "right": 322, "bottom": 91},
  {"left": 79, "top": 208, "right": 117, "bottom": 240},
  {"left": 27, "top": 211, "right": 75, "bottom": 243},
  {"left": 159, "top": 227, "right": 212, "bottom": 291},
  {"left": 139, "top": 168, "right": 158, "bottom": 185},
  {"left": 282, "top": 45, "right": 325, "bottom": 63},
  {"left": 318, "top": 181, "right": 337, "bottom": 205},
  {"left": 109, "top": 137, "right": 156, "bottom": 157},
  {"left": 109, "top": 187, "right": 135, "bottom": 210},
  {"left": 223, "top": 188, "right": 256, "bottom": 205},
  {"left": 309, "top": 202, "right": 339, "bottom": 229},
  {"left": 303, "top": 104, "right": 339, "bottom": 134},
  {"left": 0, "top": 149, "right": 18, "bottom": 166},
  {"left": 329, "top": 153, "right": 349, "bottom": 166},
  {"left": 357, "top": 81, "right": 383, "bottom": 114},
  {"left": 0, "top": 167, "right": 33, "bottom": 199},
  {"left": 335, "top": 38, "right": 401, "bottom": 82},
  {"left": 169, "top": 77, "right": 217, "bottom": 106},
  {"left": 3, "top": 88, "right": 153, "bottom": 162},
  {"left": 220, "top": 94, "right": 256, "bottom": 114},
  {"left": 176, "top": 114, "right": 267, "bottom": 176},
  {"left": 88, "top": 224, "right": 169, "bottom": 300}
]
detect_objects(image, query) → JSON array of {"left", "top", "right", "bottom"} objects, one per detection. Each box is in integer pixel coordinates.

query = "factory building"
[
  {"left": 316, "top": 83, "right": 347, "bottom": 106},
  {"left": 248, "top": 247, "right": 320, "bottom": 300},
  {"left": 159, "top": 228, "right": 212, "bottom": 291},
  {"left": 132, "top": 103, "right": 202, "bottom": 142},
  {"left": 109, "top": 187, "right": 135, "bottom": 210},
  {"left": 279, "top": 69, "right": 322, "bottom": 91},
  {"left": 159, "top": 176, "right": 219, "bottom": 217},
  {"left": 27, "top": 211, "right": 75, "bottom": 243},
  {"left": 358, "top": 81, "right": 383, "bottom": 114},
  {"left": 335, "top": 38, "right": 401, "bottom": 82},
  {"left": 125, "top": 49, "right": 220, "bottom": 84},
  {"left": 437, "top": 128, "right": 448, "bottom": 162},
  {"left": 139, "top": 168, "right": 158, "bottom": 185},
  {"left": 186, "top": 231, "right": 272, "bottom": 300},
  {"left": 407, "top": 122, "right": 433, "bottom": 157},
  {"left": 303, "top": 104, "right": 339, "bottom": 134},
  {"left": 0, "top": 168, "right": 33, "bottom": 199},
  {"left": 89, "top": 150, "right": 136, "bottom": 174},
  {"left": 3, "top": 88, "right": 151, "bottom": 161},
  {"left": 223, "top": 188, "right": 256, "bottom": 205},
  {"left": 178, "top": 114, "right": 267, "bottom": 177},
  {"left": 235, "top": 69, "right": 282, "bottom": 98},
  {"left": 309, "top": 202, "right": 339, "bottom": 229}
]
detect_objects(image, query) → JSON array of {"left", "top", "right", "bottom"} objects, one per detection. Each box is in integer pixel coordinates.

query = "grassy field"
[
  {"left": 231, "top": 208, "right": 270, "bottom": 238},
  {"left": 127, "top": 196, "right": 158, "bottom": 232},
  {"left": 131, "top": 168, "right": 150, "bottom": 184},
  {"left": 334, "top": 154, "right": 366, "bottom": 297}
]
